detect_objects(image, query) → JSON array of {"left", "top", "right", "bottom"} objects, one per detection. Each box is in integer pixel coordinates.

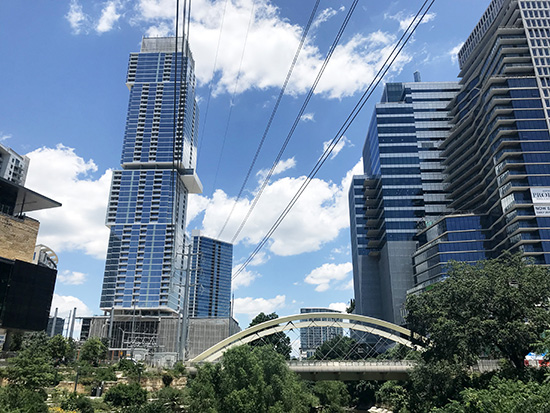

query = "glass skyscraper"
[
  {"left": 188, "top": 230, "right": 232, "bottom": 318},
  {"left": 442, "top": 0, "right": 550, "bottom": 265},
  {"left": 351, "top": 0, "right": 550, "bottom": 325},
  {"left": 349, "top": 80, "right": 460, "bottom": 325},
  {"left": 100, "top": 37, "right": 202, "bottom": 314}
]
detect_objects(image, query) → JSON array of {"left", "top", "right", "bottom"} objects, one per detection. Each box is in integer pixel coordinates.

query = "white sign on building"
[
  {"left": 530, "top": 187, "right": 550, "bottom": 203},
  {"left": 534, "top": 205, "right": 550, "bottom": 216}
]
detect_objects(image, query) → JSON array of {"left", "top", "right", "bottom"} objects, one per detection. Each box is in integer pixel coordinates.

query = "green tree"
[
  {"left": 0, "top": 385, "right": 48, "bottom": 413},
  {"left": 79, "top": 337, "right": 108, "bottom": 366},
  {"left": 104, "top": 383, "right": 147, "bottom": 408},
  {"left": 346, "top": 299, "right": 355, "bottom": 314},
  {"left": 49, "top": 335, "right": 76, "bottom": 366},
  {"left": 188, "top": 345, "right": 317, "bottom": 413},
  {"left": 432, "top": 377, "right": 550, "bottom": 413},
  {"left": 312, "top": 381, "right": 350, "bottom": 412},
  {"left": 5, "top": 340, "right": 55, "bottom": 389},
  {"left": 155, "top": 387, "right": 187, "bottom": 412},
  {"left": 60, "top": 392, "right": 95, "bottom": 413},
  {"left": 406, "top": 254, "right": 550, "bottom": 369},
  {"left": 248, "top": 312, "right": 292, "bottom": 359},
  {"left": 313, "top": 336, "right": 364, "bottom": 360}
]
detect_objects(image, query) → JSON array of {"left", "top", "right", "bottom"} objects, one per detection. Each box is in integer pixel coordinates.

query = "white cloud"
[
  {"left": 300, "top": 113, "right": 315, "bottom": 123},
  {"left": 232, "top": 267, "right": 260, "bottom": 290},
  {"left": 304, "top": 262, "right": 352, "bottom": 292},
  {"left": 57, "top": 270, "right": 87, "bottom": 285},
  {"left": 233, "top": 294, "right": 285, "bottom": 316},
  {"left": 50, "top": 294, "right": 93, "bottom": 318},
  {"left": 449, "top": 42, "right": 464, "bottom": 64},
  {"left": 249, "top": 251, "right": 268, "bottom": 266},
  {"left": 24, "top": 145, "right": 111, "bottom": 260},
  {"left": 329, "top": 302, "right": 347, "bottom": 313},
  {"left": 338, "top": 277, "right": 353, "bottom": 291},
  {"left": 322, "top": 136, "right": 352, "bottom": 160},
  {"left": 0, "top": 133, "right": 11, "bottom": 143},
  {"left": 312, "top": 7, "right": 342, "bottom": 29},
  {"left": 256, "top": 157, "right": 296, "bottom": 181},
  {"left": 385, "top": 11, "right": 436, "bottom": 32},
  {"left": 194, "top": 159, "right": 363, "bottom": 257},
  {"left": 66, "top": 0, "right": 89, "bottom": 34},
  {"left": 96, "top": 1, "right": 122, "bottom": 33},
  {"left": 65, "top": 0, "right": 412, "bottom": 99},
  {"left": 187, "top": 193, "right": 210, "bottom": 225}
]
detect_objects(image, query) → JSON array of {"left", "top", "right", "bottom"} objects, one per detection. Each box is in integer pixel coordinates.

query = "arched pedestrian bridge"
[{"left": 188, "top": 312, "right": 426, "bottom": 381}]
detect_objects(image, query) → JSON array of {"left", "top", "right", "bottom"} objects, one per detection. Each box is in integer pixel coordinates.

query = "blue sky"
[{"left": 0, "top": 0, "right": 491, "bottom": 334}]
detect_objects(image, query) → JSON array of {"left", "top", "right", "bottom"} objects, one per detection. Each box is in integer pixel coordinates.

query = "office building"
[
  {"left": 349, "top": 80, "right": 460, "bottom": 325},
  {"left": 0, "top": 166, "right": 60, "bottom": 350},
  {"left": 409, "top": 214, "right": 488, "bottom": 294},
  {"left": 299, "top": 307, "right": 343, "bottom": 359},
  {"left": 0, "top": 143, "right": 29, "bottom": 186},
  {"left": 188, "top": 230, "right": 232, "bottom": 318},
  {"left": 440, "top": 0, "right": 550, "bottom": 266},
  {"left": 47, "top": 316, "right": 65, "bottom": 337}
]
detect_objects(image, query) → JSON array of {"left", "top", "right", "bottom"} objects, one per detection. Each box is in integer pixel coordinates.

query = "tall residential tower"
[{"left": 97, "top": 38, "right": 202, "bottom": 358}]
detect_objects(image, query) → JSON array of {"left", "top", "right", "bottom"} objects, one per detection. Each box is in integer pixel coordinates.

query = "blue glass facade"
[
  {"left": 188, "top": 231, "right": 232, "bottom": 318},
  {"left": 443, "top": 0, "right": 550, "bottom": 265},
  {"left": 410, "top": 214, "right": 488, "bottom": 294},
  {"left": 349, "top": 80, "right": 460, "bottom": 325},
  {"left": 100, "top": 38, "right": 201, "bottom": 313}
]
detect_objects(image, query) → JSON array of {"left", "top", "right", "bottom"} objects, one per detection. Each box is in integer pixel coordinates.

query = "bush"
[
  {"left": 60, "top": 392, "right": 94, "bottom": 413},
  {"left": 162, "top": 373, "right": 173, "bottom": 387},
  {"left": 0, "top": 385, "right": 48, "bottom": 413},
  {"left": 104, "top": 383, "right": 147, "bottom": 407}
]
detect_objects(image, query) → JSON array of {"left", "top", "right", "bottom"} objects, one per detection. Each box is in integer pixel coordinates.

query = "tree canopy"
[
  {"left": 248, "top": 312, "right": 292, "bottom": 359},
  {"left": 188, "top": 345, "right": 317, "bottom": 413},
  {"left": 406, "top": 254, "right": 550, "bottom": 369},
  {"left": 79, "top": 337, "right": 108, "bottom": 366}
]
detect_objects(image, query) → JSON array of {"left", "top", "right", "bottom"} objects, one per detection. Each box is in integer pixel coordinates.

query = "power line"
[
  {"left": 233, "top": 0, "right": 437, "bottom": 280},
  {"left": 229, "top": 0, "right": 360, "bottom": 244},
  {"left": 196, "top": 0, "right": 230, "bottom": 170},
  {"left": 216, "top": 0, "right": 322, "bottom": 239},
  {"left": 210, "top": 0, "right": 257, "bottom": 195}
]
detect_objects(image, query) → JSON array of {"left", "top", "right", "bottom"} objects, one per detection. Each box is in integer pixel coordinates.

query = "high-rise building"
[
  {"left": 351, "top": 0, "right": 550, "bottom": 320},
  {"left": 440, "top": 0, "right": 550, "bottom": 265},
  {"left": 100, "top": 37, "right": 201, "bottom": 313},
  {"left": 95, "top": 37, "right": 202, "bottom": 359},
  {"left": 0, "top": 143, "right": 29, "bottom": 186},
  {"left": 349, "top": 80, "right": 460, "bottom": 325},
  {"left": 299, "top": 307, "right": 343, "bottom": 359},
  {"left": 189, "top": 230, "right": 232, "bottom": 318}
]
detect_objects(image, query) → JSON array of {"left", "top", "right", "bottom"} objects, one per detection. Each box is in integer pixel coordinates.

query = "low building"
[{"left": 0, "top": 170, "right": 61, "bottom": 350}]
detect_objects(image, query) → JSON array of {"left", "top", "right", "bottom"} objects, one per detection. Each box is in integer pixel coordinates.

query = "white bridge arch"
[{"left": 189, "top": 312, "right": 425, "bottom": 363}]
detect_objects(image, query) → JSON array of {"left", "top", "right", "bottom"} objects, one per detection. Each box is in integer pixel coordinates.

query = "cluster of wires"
[{"left": 231, "top": 0, "right": 437, "bottom": 281}]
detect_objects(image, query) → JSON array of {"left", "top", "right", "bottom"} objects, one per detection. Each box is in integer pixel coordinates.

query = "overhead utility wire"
[
  {"left": 216, "top": 0, "right": 322, "bottom": 238},
  {"left": 210, "top": 0, "right": 257, "bottom": 195},
  {"left": 233, "top": 0, "right": 436, "bottom": 279},
  {"left": 170, "top": 0, "right": 183, "bottom": 230},
  {"left": 229, "top": 0, "right": 360, "bottom": 244},
  {"left": 196, "top": 0, "right": 230, "bottom": 169}
]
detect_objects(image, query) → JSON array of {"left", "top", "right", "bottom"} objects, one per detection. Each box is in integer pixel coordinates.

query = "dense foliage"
[
  {"left": 248, "top": 312, "right": 292, "bottom": 359},
  {"left": 407, "top": 254, "right": 550, "bottom": 369},
  {"left": 104, "top": 382, "right": 148, "bottom": 407},
  {"left": 374, "top": 254, "right": 550, "bottom": 412},
  {"left": 188, "top": 345, "right": 317, "bottom": 412}
]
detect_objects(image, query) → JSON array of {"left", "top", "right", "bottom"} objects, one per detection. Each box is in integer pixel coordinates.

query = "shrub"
[{"left": 104, "top": 383, "right": 147, "bottom": 407}]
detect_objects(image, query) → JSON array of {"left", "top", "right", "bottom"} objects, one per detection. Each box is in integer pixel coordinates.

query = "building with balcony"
[{"left": 349, "top": 79, "right": 460, "bottom": 325}]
